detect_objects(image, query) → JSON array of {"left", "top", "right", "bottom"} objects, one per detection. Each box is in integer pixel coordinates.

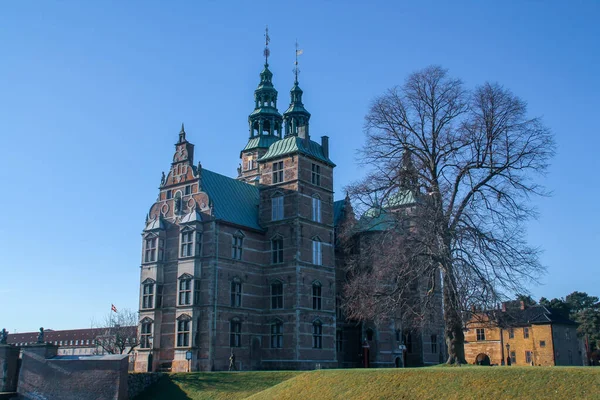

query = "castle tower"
[
  {"left": 254, "top": 44, "right": 338, "bottom": 369},
  {"left": 239, "top": 28, "right": 283, "bottom": 184}
]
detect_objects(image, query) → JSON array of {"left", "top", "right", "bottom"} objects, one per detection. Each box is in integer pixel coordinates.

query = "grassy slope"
[
  {"left": 134, "top": 371, "right": 301, "bottom": 400},
  {"left": 248, "top": 367, "right": 600, "bottom": 400}
]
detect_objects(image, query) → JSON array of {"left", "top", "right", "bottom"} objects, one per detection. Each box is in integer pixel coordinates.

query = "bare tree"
[
  {"left": 342, "top": 66, "right": 554, "bottom": 364},
  {"left": 92, "top": 308, "right": 139, "bottom": 355}
]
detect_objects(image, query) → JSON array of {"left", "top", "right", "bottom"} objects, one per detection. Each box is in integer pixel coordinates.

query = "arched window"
[
  {"left": 230, "top": 318, "right": 242, "bottom": 347},
  {"left": 232, "top": 231, "right": 244, "bottom": 260},
  {"left": 271, "top": 281, "right": 283, "bottom": 309},
  {"left": 230, "top": 278, "right": 242, "bottom": 307},
  {"left": 312, "top": 237, "right": 322, "bottom": 266},
  {"left": 271, "top": 320, "right": 283, "bottom": 348},
  {"left": 271, "top": 236, "right": 284, "bottom": 264},
  {"left": 312, "top": 320, "right": 322, "bottom": 349},
  {"left": 312, "top": 282, "right": 322, "bottom": 310}
]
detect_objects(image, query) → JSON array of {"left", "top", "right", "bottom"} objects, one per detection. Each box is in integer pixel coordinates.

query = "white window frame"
[
  {"left": 232, "top": 232, "right": 244, "bottom": 260},
  {"left": 178, "top": 275, "right": 192, "bottom": 306},
  {"left": 273, "top": 161, "right": 284, "bottom": 183},
  {"left": 176, "top": 316, "right": 191, "bottom": 347},
  {"left": 140, "top": 318, "right": 153, "bottom": 349},
  {"left": 142, "top": 279, "right": 155, "bottom": 309}
]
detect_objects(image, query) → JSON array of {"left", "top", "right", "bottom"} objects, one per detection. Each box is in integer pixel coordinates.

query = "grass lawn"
[
  {"left": 134, "top": 371, "right": 301, "bottom": 400},
  {"left": 135, "top": 367, "right": 600, "bottom": 400}
]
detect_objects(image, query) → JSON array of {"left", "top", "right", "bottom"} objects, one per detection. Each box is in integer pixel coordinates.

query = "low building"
[
  {"left": 464, "top": 301, "right": 584, "bottom": 366},
  {"left": 7, "top": 327, "right": 137, "bottom": 357}
]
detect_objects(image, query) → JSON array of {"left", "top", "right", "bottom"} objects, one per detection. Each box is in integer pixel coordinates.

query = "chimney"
[
  {"left": 520, "top": 301, "right": 526, "bottom": 310},
  {"left": 321, "top": 136, "right": 329, "bottom": 158},
  {"left": 502, "top": 302, "right": 507, "bottom": 312}
]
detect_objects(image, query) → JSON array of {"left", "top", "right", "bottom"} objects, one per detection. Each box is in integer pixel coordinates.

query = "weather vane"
[
  {"left": 264, "top": 26, "right": 271, "bottom": 65},
  {"left": 294, "top": 40, "right": 303, "bottom": 83}
]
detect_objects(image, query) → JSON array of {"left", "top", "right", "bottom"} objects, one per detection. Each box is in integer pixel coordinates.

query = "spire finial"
[
  {"left": 264, "top": 26, "right": 271, "bottom": 66},
  {"left": 179, "top": 122, "right": 186, "bottom": 142},
  {"left": 294, "top": 40, "right": 303, "bottom": 84}
]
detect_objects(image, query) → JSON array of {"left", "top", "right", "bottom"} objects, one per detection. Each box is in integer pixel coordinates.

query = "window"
[
  {"left": 431, "top": 334, "right": 438, "bottom": 353},
  {"left": 142, "top": 281, "right": 155, "bottom": 309},
  {"left": 312, "top": 321, "right": 322, "bottom": 348},
  {"left": 177, "top": 318, "right": 190, "bottom": 347},
  {"left": 167, "top": 190, "right": 173, "bottom": 199},
  {"left": 476, "top": 328, "right": 486, "bottom": 341},
  {"left": 271, "top": 282, "right": 283, "bottom": 309},
  {"left": 508, "top": 328, "right": 514, "bottom": 339},
  {"left": 144, "top": 237, "right": 157, "bottom": 262},
  {"left": 179, "top": 277, "right": 192, "bottom": 305},
  {"left": 273, "top": 161, "right": 284, "bottom": 183},
  {"left": 311, "top": 164, "right": 321, "bottom": 186},
  {"left": 185, "top": 185, "right": 191, "bottom": 195},
  {"left": 336, "top": 330, "right": 343, "bottom": 352},
  {"left": 395, "top": 330, "right": 401, "bottom": 342},
  {"left": 510, "top": 351, "right": 516, "bottom": 364},
  {"left": 312, "top": 238, "right": 322, "bottom": 266},
  {"left": 194, "top": 279, "right": 201, "bottom": 305},
  {"left": 232, "top": 234, "right": 243, "bottom": 260},
  {"left": 231, "top": 279, "right": 242, "bottom": 307},
  {"left": 525, "top": 350, "right": 532, "bottom": 364},
  {"left": 141, "top": 320, "right": 152, "bottom": 349},
  {"left": 565, "top": 328, "right": 571, "bottom": 340},
  {"left": 312, "top": 197, "right": 322, "bottom": 222},
  {"left": 271, "top": 320, "right": 283, "bottom": 348},
  {"left": 272, "top": 237, "right": 284, "bottom": 263},
  {"left": 312, "top": 282, "right": 322, "bottom": 310},
  {"left": 75, "top": 340, "right": 79, "bottom": 346},
  {"left": 272, "top": 195, "right": 284, "bottom": 221},
  {"left": 539, "top": 340, "right": 546, "bottom": 348},
  {"left": 181, "top": 231, "right": 194, "bottom": 257},
  {"left": 246, "top": 156, "right": 254, "bottom": 171},
  {"left": 523, "top": 327, "right": 529, "bottom": 339},
  {"left": 230, "top": 319, "right": 241, "bottom": 347},
  {"left": 366, "top": 328, "right": 374, "bottom": 341}
]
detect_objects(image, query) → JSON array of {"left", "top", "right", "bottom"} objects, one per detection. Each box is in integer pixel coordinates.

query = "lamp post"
[{"left": 506, "top": 343, "right": 511, "bottom": 366}]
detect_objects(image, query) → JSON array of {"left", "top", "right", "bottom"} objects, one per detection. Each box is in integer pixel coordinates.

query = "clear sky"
[{"left": 0, "top": 1, "right": 598, "bottom": 332}]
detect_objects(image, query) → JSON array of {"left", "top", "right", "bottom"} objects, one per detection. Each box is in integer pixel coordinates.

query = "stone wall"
[
  {"left": 0, "top": 345, "right": 20, "bottom": 392},
  {"left": 17, "top": 353, "right": 129, "bottom": 400},
  {"left": 128, "top": 373, "right": 165, "bottom": 399}
]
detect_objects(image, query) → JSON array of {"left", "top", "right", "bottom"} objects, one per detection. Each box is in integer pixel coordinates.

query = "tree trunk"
[{"left": 443, "top": 267, "right": 467, "bottom": 364}]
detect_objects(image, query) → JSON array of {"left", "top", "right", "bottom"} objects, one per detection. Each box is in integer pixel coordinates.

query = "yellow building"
[{"left": 464, "top": 301, "right": 583, "bottom": 366}]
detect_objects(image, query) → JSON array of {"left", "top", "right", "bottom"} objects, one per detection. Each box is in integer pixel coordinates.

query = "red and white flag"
[{"left": 111, "top": 304, "right": 118, "bottom": 313}]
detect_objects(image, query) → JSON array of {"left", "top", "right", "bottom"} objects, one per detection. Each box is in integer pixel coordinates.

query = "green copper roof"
[
  {"left": 242, "top": 135, "right": 281, "bottom": 152},
  {"left": 201, "top": 169, "right": 261, "bottom": 230},
  {"left": 356, "top": 208, "right": 397, "bottom": 232},
  {"left": 384, "top": 190, "right": 417, "bottom": 208},
  {"left": 258, "top": 136, "right": 335, "bottom": 166}
]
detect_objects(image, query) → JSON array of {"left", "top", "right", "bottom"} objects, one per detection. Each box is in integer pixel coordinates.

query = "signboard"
[{"left": 185, "top": 350, "right": 193, "bottom": 360}]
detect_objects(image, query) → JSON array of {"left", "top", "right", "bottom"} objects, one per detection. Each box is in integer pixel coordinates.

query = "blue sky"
[{"left": 0, "top": 1, "right": 598, "bottom": 332}]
